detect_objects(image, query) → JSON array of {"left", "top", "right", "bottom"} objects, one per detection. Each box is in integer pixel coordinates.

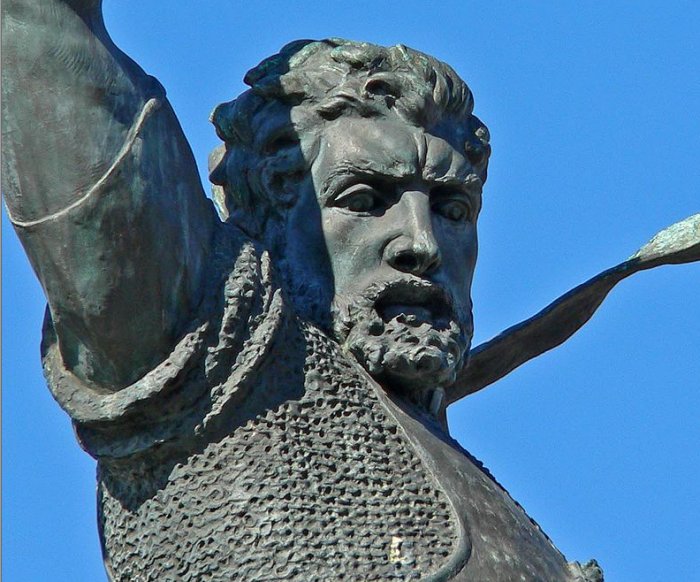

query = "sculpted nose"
[
  {"left": 388, "top": 243, "right": 441, "bottom": 275},
  {"left": 385, "top": 193, "right": 442, "bottom": 276}
]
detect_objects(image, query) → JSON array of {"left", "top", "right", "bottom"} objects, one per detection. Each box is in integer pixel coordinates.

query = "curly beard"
[{"left": 330, "top": 277, "right": 472, "bottom": 394}]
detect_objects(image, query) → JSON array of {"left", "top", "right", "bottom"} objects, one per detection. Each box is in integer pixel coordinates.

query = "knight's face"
[{"left": 283, "top": 115, "right": 482, "bottom": 392}]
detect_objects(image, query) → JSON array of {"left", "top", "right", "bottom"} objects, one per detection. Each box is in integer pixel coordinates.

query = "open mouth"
[{"left": 373, "top": 281, "right": 453, "bottom": 327}]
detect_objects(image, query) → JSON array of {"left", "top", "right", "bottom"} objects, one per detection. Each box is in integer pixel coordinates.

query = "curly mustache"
[{"left": 331, "top": 276, "right": 469, "bottom": 335}]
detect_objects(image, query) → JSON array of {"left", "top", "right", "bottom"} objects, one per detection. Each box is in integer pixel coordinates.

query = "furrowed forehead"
[{"left": 314, "top": 117, "right": 476, "bottom": 197}]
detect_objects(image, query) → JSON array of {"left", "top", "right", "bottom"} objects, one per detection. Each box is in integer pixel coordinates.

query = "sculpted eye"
[
  {"left": 346, "top": 191, "right": 377, "bottom": 212},
  {"left": 433, "top": 198, "right": 473, "bottom": 223},
  {"left": 333, "top": 184, "right": 384, "bottom": 213}
]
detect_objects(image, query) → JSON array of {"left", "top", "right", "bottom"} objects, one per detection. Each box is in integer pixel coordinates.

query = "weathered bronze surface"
[{"left": 3, "top": 2, "right": 698, "bottom": 580}]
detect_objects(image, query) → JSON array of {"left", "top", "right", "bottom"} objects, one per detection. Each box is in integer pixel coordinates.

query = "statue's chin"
[
  {"left": 337, "top": 315, "right": 468, "bottom": 397},
  {"left": 328, "top": 283, "right": 471, "bottom": 401},
  {"left": 371, "top": 340, "right": 459, "bottom": 391}
]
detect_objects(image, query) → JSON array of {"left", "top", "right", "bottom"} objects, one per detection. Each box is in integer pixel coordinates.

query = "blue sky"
[{"left": 3, "top": 2, "right": 699, "bottom": 580}]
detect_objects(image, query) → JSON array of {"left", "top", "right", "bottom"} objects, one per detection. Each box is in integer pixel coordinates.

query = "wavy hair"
[{"left": 209, "top": 38, "right": 490, "bottom": 235}]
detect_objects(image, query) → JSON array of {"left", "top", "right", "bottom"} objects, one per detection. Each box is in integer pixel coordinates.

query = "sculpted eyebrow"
[
  {"left": 425, "top": 161, "right": 480, "bottom": 181},
  {"left": 321, "top": 163, "right": 415, "bottom": 197},
  {"left": 430, "top": 172, "right": 483, "bottom": 196}
]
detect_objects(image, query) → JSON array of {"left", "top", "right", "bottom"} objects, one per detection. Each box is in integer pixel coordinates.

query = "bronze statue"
[{"left": 3, "top": 1, "right": 698, "bottom": 580}]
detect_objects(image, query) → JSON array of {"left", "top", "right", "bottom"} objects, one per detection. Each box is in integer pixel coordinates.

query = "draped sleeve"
[{"left": 40, "top": 224, "right": 291, "bottom": 459}]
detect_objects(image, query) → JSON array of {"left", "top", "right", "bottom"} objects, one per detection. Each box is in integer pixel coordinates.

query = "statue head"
[{"left": 210, "top": 39, "right": 490, "bottom": 397}]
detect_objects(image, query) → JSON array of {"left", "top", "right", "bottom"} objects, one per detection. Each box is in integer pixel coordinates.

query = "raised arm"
[{"left": 2, "top": 0, "right": 216, "bottom": 387}]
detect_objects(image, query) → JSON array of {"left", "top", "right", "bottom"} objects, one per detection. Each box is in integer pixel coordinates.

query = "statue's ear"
[
  {"left": 256, "top": 134, "right": 306, "bottom": 213},
  {"left": 448, "top": 214, "right": 700, "bottom": 404}
]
